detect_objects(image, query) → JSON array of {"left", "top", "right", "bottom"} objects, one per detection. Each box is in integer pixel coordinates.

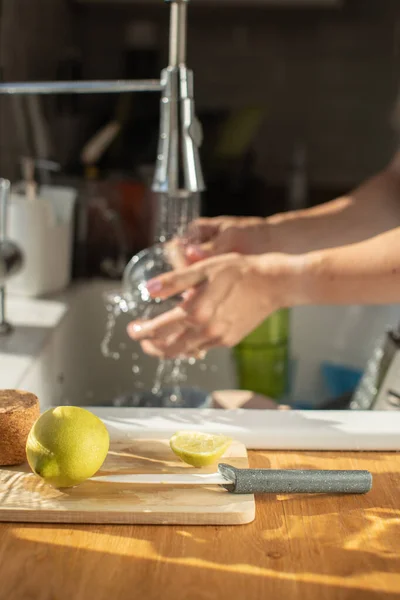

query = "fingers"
[
  {"left": 145, "top": 253, "right": 239, "bottom": 300},
  {"left": 138, "top": 324, "right": 219, "bottom": 357},
  {"left": 164, "top": 218, "right": 223, "bottom": 269},
  {"left": 185, "top": 218, "right": 222, "bottom": 244},
  {"left": 145, "top": 260, "right": 210, "bottom": 300},
  {"left": 169, "top": 331, "right": 223, "bottom": 357},
  {"left": 145, "top": 331, "right": 222, "bottom": 358},
  {"left": 185, "top": 227, "right": 237, "bottom": 261},
  {"left": 127, "top": 306, "right": 188, "bottom": 341},
  {"left": 185, "top": 244, "right": 209, "bottom": 263},
  {"left": 140, "top": 339, "right": 170, "bottom": 358},
  {"left": 184, "top": 219, "right": 222, "bottom": 264},
  {"left": 141, "top": 339, "right": 209, "bottom": 360},
  {"left": 136, "top": 275, "right": 234, "bottom": 358},
  {"left": 128, "top": 253, "right": 244, "bottom": 359},
  {"left": 164, "top": 239, "right": 188, "bottom": 270},
  {"left": 180, "top": 274, "right": 233, "bottom": 326},
  {"left": 127, "top": 281, "right": 217, "bottom": 347}
]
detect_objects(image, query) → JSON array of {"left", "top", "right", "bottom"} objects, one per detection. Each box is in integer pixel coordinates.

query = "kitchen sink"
[
  {"left": 19, "top": 280, "right": 237, "bottom": 409},
  {"left": 15, "top": 280, "right": 400, "bottom": 411}
]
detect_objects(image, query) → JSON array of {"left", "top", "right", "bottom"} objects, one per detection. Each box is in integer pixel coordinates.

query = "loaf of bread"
[{"left": 0, "top": 390, "right": 40, "bottom": 466}]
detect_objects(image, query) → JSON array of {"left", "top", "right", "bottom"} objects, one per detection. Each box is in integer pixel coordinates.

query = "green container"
[{"left": 234, "top": 309, "right": 290, "bottom": 400}]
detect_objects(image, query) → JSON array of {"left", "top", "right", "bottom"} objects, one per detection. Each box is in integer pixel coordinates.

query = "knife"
[{"left": 91, "top": 464, "right": 373, "bottom": 495}]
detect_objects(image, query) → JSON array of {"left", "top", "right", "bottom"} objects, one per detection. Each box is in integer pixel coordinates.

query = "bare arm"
[
  {"left": 186, "top": 153, "right": 400, "bottom": 259},
  {"left": 267, "top": 155, "right": 400, "bottom": 254},
  {"left": 285, "top": 225, "right": 400, "bottom": 307}
]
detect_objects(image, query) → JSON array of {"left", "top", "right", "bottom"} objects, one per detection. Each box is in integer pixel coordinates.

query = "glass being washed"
[{"left": 123, "top": 243, "right": 182, "bottom": 312}]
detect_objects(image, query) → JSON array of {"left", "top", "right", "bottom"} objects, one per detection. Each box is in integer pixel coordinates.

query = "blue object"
[
  {"left": 292, "top": 401, "right": 314, "bottom": 410},
  {"left": 321, "top": 362, "right": 363, "bottom": 398}
]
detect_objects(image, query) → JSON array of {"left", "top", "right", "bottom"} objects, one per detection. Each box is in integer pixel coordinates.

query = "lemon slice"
[{"left": 170, "top": 431, "right": 232, "bottom": 467}]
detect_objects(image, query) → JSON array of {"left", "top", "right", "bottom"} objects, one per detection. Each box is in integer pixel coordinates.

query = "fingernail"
[
  {"left": 145, "top": 279, "right": 163, "bottom": 295},
  {"left": 182, "top": 288, "right": 196, "bottom": 301},
  {"left": 186, "top": 245, "right": 205, "bottom": 259},
  {"left": 127, "top": 322, "right": 142, "bottom": 337}
]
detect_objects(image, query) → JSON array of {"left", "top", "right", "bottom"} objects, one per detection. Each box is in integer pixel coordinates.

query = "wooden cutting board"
[{"left": 0, "top": 438, "right": 255, "bottom": 525}]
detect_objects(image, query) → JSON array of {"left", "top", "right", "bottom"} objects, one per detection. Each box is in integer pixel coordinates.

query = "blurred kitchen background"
[
  {"left": 1, "top": 0, "right": 400, "bottom": 257},
  {"left": 1, "top": 0, "right": 400, "bottom": 410}
]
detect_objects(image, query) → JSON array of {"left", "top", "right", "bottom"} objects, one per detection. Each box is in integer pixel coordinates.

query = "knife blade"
[
  {"left": 91, "top": 472, "right": 226, "bottom": 486},
  {"left": 91, "top": 464, "right": 373, "bottom": 495}
]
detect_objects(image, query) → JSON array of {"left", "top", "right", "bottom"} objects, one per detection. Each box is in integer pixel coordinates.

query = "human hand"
[
  {"left": 183, "top": 216, "right": 272, "bottom": 263},
  {"left": 127, "top": 252, "right": 292, "bottom": 358}
]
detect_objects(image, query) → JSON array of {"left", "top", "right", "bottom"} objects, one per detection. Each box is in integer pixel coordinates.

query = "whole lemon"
[{"left": 26, "top": 406, "right": 110, "bottom": 488}]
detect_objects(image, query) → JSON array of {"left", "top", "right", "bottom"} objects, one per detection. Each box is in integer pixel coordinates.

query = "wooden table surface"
[{"left": 1, "top": 450, "right": 400, "bottom": 600}]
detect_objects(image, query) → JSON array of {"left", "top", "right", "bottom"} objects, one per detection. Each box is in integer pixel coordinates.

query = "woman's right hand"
[{"left": 183, "top": 216, "right": 273, "bottom": 263}]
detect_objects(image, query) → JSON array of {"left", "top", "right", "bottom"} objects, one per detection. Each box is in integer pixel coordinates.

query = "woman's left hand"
[{"left": 127, "top": 252, "right": 291, "bottom": 358}]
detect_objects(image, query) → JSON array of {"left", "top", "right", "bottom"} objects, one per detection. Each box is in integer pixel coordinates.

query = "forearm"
[
  {"left": 266, "top": 166, "right": 400, "bottom": 254},
  {"left": 281, "top": 226, "right": 400, "bottom": 307}
]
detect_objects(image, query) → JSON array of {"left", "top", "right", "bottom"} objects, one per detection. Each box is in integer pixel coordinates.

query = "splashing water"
[
  {"left": 100, "top": 288, "right": 199, "bottom": 405},
  {"left": 99, "top": 192, "right": 216, "bottom": 406},
  {"left": 101, "top": 294, "right": 125, "bottom": 361}
]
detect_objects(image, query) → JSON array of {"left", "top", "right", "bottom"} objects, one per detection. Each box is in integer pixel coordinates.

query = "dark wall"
[
  {"left": 75, "top": 0, "right": 400, "bottom": 187},
  {"left": 0, "top": 0, "right": 72, "bottom": 178},
  {"left": 1, "top": 0, "right": 400, "bottom": 188}
]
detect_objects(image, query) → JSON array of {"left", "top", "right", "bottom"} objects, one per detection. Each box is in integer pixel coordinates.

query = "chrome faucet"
[
  {"left": 153, "top": 0, "right": 205, "bottom": 242},
  {"left": 0, "top": 179, "right": 24, "bottom": 335},
  {"left": 0, "top": 0, "right": 205, "bottom": 202}
]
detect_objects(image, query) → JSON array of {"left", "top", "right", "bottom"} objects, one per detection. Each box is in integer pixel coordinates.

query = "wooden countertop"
[{"left": 1, "top": 450, "right": 400, "bottom": 600}]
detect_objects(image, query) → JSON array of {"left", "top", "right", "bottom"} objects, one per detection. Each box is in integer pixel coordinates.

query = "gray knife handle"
[{"left": 218, "top": 464, "right": 373, "bottom": 495}]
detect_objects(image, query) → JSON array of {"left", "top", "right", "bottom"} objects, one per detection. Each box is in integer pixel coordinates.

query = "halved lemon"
[{"left": 170, "top": 431, "right": 232, "bottom": 467}]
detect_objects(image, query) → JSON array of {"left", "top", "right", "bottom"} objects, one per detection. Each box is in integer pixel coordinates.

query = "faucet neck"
[{"left": 168, "top": 0, "right": 188, "bottom": 68}]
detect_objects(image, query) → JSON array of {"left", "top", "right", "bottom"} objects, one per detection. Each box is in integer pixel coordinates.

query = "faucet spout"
[{"left": 168, "top": 0, "right": 189, "bottom": 68}]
